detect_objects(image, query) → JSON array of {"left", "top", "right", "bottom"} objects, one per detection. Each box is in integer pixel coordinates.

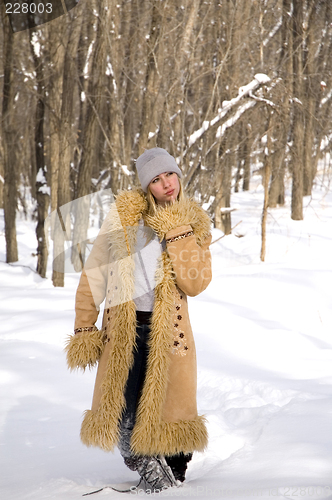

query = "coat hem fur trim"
[{"left": 81, "top": 409, "right": 208, "bottom": 455}]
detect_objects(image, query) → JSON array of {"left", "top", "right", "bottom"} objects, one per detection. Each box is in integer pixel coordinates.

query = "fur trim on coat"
[
  {"left": 65, "top": 327, "right": 104, "bottom": 371},
  {"left": 65, "top": 189, "right": 212, "bottom": 456}
]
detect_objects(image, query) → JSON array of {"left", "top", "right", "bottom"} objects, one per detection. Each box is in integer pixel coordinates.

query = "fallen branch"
[
  {"left": 0, "top": 260, "right": 38, "bottom": 274},
  {"left": 211, "top": 220, "right": 242, "bottom": 245}
]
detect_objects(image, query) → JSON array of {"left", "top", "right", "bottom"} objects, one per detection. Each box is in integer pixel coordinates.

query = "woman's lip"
[{"left": 166, "top": 189, "right": 174, "bottom": 195}]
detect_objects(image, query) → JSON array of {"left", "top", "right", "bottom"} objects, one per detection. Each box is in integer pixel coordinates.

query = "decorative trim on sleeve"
[
  {"left": 166, "top": 230, "right": 194, "bottom": 244},
  {"left": 74, "top": 326, "right": 98, "bottom": 334}
]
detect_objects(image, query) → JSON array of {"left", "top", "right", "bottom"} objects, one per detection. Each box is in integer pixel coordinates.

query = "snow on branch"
[
  {"left": 320, "top": 86, "right": 332, "bottom": 107},
  {"left": 216, "top": 100, "right": 256, "bottom": 139},
  {"left": 185, "top": 74, "right": 271, "bottom": 153},
  {"left": 263, "top": 17, "right": 282, "bottom": 47}
]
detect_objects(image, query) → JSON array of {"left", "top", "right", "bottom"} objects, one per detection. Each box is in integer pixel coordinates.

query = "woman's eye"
[
  {"left": 167, "top": 172, "right": 174, "bottom": 176},
  {"left": 152, "top": 178, "right": 159, "bottom": 183}
]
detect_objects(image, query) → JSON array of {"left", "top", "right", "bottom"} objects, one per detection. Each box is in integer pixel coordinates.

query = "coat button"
[
  {"left": 177, "top": 315, "right": 182, "bottom": 320},
  {"left": 176, "top": 305, "right": 180, "bottom": 310},
  {"left": 174, "top": 323, "right": 178, "bottom": 327}
]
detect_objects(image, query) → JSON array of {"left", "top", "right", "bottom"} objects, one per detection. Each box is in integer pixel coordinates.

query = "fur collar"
[{"left": 113, "top": 188, "right": 211, "bottom": 246}]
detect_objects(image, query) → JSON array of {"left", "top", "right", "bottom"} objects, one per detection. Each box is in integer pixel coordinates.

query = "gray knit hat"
[{"left": 136, "top": 147, "right": 182, "bottom": 192}]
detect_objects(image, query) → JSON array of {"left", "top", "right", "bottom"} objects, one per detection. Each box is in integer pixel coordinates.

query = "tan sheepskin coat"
[{"left": 65, "top": 189, "right": 212, "bottom": 456}]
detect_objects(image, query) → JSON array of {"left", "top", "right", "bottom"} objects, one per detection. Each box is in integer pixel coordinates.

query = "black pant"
[
  {"left": 118, "top": 312, "right": 192, "bottom": 478},
  {"left": 119, "top": 319, "right": 150, "bottom": 458}
]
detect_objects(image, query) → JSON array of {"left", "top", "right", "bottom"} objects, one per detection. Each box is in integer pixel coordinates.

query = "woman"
[{"left": 65, "top": 147, "right": 212, "bottom": 491}]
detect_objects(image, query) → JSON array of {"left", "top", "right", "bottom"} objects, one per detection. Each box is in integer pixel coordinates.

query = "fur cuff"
[
  {"left": 65, "top": 328, "right": 105, "bottom": 371},
  {"left": 145, "top": 198, "right": 210, "bottom": 242}
]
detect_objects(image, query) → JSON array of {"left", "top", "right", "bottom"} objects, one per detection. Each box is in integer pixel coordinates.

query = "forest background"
[{"left": 1, "top": 0, "right": 332, "bottom": 286}]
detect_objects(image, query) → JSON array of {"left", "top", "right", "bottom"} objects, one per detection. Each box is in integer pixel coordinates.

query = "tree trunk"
[
  {"left": 261, "top": 112, "right": 272, "bottom": 262},
  {"left": 35, "top": 121, "right": 49, "bottom": 278},
  {"left": 29, "top": 27, "right": 50, "bottom": 278},
  {"left": 302, "top": 7, "right": 317, "bottom": 196},
  {"left": 235, "top": 122, "right": 252, "bottom": 192},
  {"left": 72, "top": 0, "right": 109, "bottom": 271},
  {"left": 48, "top": 19, "right": 68, "bottom": 286},
  {"left": 2, "top": 15, "right": 18, "bottom": 263},
  {"left": 53, "top": 8, "right": 83, "bottom": 283},
  {"left": 137, "top": 1, "right": 164, "bottom": 155},
  {"left": 215, "top": 141, "right": 232, "bottom": 235},
  {"left": 0, "top": 150, "right": 3, "bottom": 209},
  {"left": 291, "top": 0, "right": 304, "bottom": 221},
  {"left": 269, "top": 0, "right": 292, "bottom": 208}
]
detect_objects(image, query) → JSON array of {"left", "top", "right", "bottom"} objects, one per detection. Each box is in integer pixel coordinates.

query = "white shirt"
[{"left": 133, "top": 219, "right": 166, "bottom": 311}]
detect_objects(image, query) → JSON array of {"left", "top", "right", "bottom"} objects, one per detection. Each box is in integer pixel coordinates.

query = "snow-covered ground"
[{"left": 1, "top": 177, "right": 332, "bottom": 500}]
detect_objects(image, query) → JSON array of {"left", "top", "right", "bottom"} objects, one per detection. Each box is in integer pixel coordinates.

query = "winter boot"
[
  {"left": 125, "top": 455, "right": 179, "bottom": 491},
  {"left": 165, "top": 453, "right": 193, "bottom": 483}
]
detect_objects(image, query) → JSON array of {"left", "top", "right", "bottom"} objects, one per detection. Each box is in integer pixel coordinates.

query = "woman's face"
[{"left": 148, "top": 172, "right": 180, "bottom": 206}]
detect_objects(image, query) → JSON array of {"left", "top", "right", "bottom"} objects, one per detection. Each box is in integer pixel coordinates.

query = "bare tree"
[
  {"left": 71, "top": 0, "right": 111, "bottom": 272},
  {"left": 290, "top": 0, "right": 304, "bottom": 220},
  {"left": 29, "top": 28, "right": 49, "bottom": 277},
  {"left": 2, "top": 0, "right": 332, "bottom": 275},
  {"left": 53, "top": 6, "right": 83, "bottom": 284},
  {"left": 1, "top": 12, "right": 18, "bottom": 263}
]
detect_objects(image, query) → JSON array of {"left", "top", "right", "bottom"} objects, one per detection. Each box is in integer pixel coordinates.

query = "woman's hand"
[{"left": 145, "top": 199, "right": 199, "bottom": 241}]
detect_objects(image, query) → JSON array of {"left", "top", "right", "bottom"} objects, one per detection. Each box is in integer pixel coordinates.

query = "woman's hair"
[{"left": 146, "top": 176, "right": 185, "bottom": 216}]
